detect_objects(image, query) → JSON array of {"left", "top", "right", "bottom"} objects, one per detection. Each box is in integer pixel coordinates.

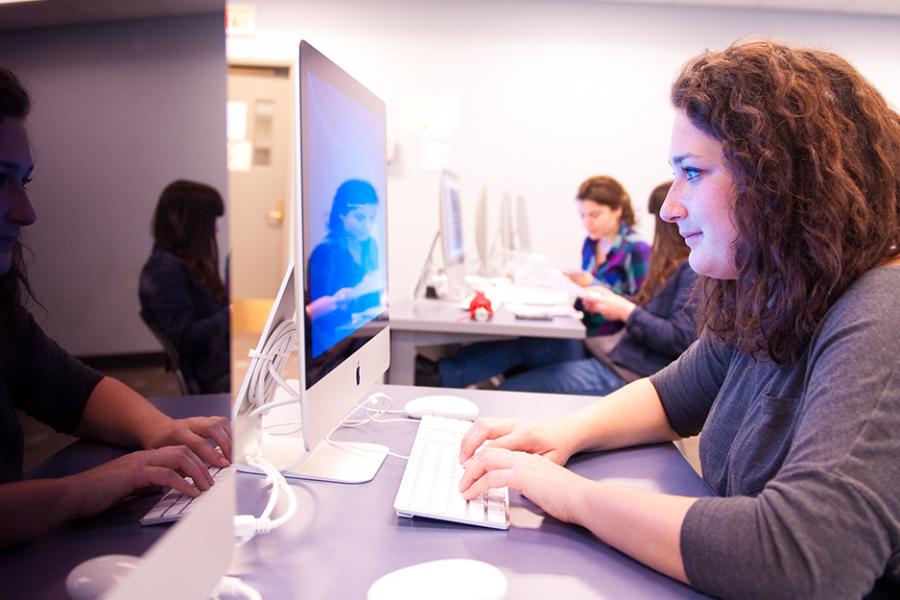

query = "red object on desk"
[{"left": 468, "top": 291, "right": 494, "bottom": 321}]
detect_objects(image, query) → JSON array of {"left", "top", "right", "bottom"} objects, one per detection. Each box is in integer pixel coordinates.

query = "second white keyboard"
[{"left": 393, "top": 415, "right": 510, "bottom": 530}]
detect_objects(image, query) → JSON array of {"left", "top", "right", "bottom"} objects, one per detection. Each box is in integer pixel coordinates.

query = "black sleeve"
[
  {"left": 139, "top": 257, "right": 228, "bottom": 357},
  {"left": 8, "top": 308, "right": 102, "bottom": 434}
]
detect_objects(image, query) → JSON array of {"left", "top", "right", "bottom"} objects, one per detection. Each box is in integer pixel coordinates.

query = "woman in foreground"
[{"left": 459, "top": 40, "right": 900, "bottom": 598}]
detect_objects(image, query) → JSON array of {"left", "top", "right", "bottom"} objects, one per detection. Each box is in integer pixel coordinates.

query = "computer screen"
[
  {"left": 475, "top": 186, "right": 489, "bottom": 276},
  {"left": 515, "top": 195, "right": 532, "bottom": 253},
  {"left": 438, "top": 169, "right": 468, "bottom": 297},
  {"left": 294, "top": 40, "right": 390, "bottom": 482},
  {"left": 440, "top": 169, "right": 464, "bottom": 268}
]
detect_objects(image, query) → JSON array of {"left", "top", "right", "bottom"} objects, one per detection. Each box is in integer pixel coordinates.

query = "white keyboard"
[
  {"left": 393, "top": 415, "right": 509, "bottom": 530},
  {"left": 139, "top": 465, "right": 232, "bottom": 525}
]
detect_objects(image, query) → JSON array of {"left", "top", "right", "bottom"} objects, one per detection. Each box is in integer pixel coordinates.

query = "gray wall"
[{"left": 1, "top": 13, "right": 228, "bottom": 356}]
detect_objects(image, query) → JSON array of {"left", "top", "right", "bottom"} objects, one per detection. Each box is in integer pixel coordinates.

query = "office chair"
[{"left": 139, "top": 310, "right": 202, "bottom": 395}]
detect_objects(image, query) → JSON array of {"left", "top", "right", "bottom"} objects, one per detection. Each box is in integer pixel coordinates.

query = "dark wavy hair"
[
  {"left": 576, "top": 175, "right": 636, "bottom": 228},
  {"left": 0, "top": 66, "right": 36, "bottom": 317},
  {"left": 672, "top": 40, "right": 900, "bottom": 363},
  {"left": 633, "top": 181, "right": 689, "bottom": 305},
  {"left": 152, "top": 180, "right": 227, "bottom": 303}
]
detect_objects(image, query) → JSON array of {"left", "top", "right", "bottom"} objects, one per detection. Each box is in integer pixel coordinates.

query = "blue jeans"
[
  {"left": 499, "top": 357, "right": 627, "bottom": 396},
  {"left": 437, "top": 337, "right": 588, "bottom": 388}
]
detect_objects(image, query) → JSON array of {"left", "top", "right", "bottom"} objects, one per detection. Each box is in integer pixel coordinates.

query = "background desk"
[
  {"left": 388, "top": 298, "right": 585, "bottom": 385},
  {"left": 0, "top": 394, "right": 229, "bottom": 600},
  {"left": 230, "top": 385, "right": 713, "bottom": 599}
]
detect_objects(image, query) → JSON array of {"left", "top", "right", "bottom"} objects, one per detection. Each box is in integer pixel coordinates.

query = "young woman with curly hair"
[{"left": 458, "top": 40, "right": 900, "bottom": 599}]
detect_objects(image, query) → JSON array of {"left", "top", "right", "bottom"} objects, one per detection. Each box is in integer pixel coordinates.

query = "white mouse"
[
  {"left": 403, "top": 395, "right": 479, "bottom": 420},
  {"left": 367, "top": 558, "right": 507, "bottom": 600},
  {"left": 65, "top": 554, "right": 143, "bottom": 600}
]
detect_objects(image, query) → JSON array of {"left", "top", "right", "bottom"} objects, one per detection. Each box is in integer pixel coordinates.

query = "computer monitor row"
[{"left": 440, "top": 171, "right": 533, "bottom": 280}]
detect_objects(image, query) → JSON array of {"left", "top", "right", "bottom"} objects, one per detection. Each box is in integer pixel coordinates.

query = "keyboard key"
[{"left": 139, "top": 465, "right": 232, "bottom": 526}]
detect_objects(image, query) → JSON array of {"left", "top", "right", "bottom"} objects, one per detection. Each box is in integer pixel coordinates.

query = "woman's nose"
[
  {"left": 659, "top": 187, "right": 685, "bottom": 223},
  {"left": 7, "top": 187, "right": 37, "bottom": 226}
]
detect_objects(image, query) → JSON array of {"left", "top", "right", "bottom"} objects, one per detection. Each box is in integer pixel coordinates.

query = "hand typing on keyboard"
[
  {"left": 393, "top": 416, "right": 509, "bottom": 529},
  {"left": 456, "top": 417, "right": 586, "bottom": 525},
  {"left": 73, "top": 445, "right": 225, "bottom": 519},
  {"left": 141, "top": 415, "right": 232, "bottom": 470}
]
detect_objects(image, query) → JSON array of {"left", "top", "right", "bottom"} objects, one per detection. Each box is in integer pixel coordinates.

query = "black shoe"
[{"left": 414, "top": 355, "right": 443, "bottom": 387}]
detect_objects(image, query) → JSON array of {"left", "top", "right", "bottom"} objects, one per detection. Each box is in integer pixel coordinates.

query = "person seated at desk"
[
  {"left": 420, "top": 175, "right": 651, "bottom": 389},
  {"left": 139, "top": 180, "right": 230, "bottom": 393},
  {"left": 0, "top": 67, "right": 231, "bottom": 549},
  {"left": 500, "top": 181, "right": 696, "bottom": 395},
  {"left": 458, "top": 40, "right": 900, "bottom": 599}
]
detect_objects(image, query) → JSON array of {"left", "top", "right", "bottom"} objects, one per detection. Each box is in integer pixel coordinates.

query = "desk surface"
[
  {"left": 391, "top": 297, "right": 585, "bottom": 338},
  {"left": 388, "top": 298, "right": 585, "bottom": 385},
  {"left": 1, "top": 394, "right": 230, "bottom": 600},
  {"left": 231, "top": 385, "right": 712, "bottom": 599}
]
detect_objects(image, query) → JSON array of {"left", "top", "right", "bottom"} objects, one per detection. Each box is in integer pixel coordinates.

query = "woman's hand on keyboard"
[
  {"left": 458, "top": 446, "right": 588, "bottom": 524},
  {"left": 458, "top": 418, "right": 576, "bottom": 466},
  {"left": 66, "top": 445, "right": 215, "bottom": 518},
  {"left": 142, "top": 416, "right": 232, "bottom": 468}
]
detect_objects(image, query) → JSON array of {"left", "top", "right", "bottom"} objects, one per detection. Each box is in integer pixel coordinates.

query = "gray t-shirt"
[{"left": 651, "top": 265, "right": 900, "bottom": 599}]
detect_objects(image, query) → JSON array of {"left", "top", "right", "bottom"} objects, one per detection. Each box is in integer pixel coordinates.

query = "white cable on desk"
[
  {"left": 233, "top": 455, "right": 297, "bottom": 541},
  {"left": 324, "top": 391, "right": 413, "bottom": 461}
]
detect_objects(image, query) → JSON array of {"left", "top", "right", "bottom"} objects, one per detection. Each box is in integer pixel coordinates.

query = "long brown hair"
[
  {"left": 0, "top": 66, "right": 37, "bottom": 319},
  {"left": 633, "top": 181, "right": 689, "bottom": 305},
  {"left": 152, "top": 180, "right": 227, "bottom": 303},
  {"left": 672, "top": 40, "right": 900, "bottom": 364},
  {"left": 576, "top": 175, "right": 636, "bottom": 228}
]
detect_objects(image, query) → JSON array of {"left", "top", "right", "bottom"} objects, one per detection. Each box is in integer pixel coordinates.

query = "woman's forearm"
[
  {"left": 569, "top": 479, "right": 696, "bottom": 583},
  {"left": 0, "top": 477, "right": 86, "bottom": 548},
  {"left": 557, "top": 378, "right": 679, "bottom": 454},
  {"left": 74, "top": 377, "right": 171, "bottom": 449}
]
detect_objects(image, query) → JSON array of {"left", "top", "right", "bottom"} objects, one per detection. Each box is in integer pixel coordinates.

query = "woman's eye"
[
  {"left": 684, "top": 167, "right": 701, "bottom": 182},
  {"left": 22, "top": 175, "right": 33, "bottom": 187}
]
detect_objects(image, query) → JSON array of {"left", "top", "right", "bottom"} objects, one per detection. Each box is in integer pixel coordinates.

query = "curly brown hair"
[
  {"left": 633, "top": 181, "right": 689, "bottom": 305},
  {"left": 576, "top": 175, "right": 635, "bottom": 228},
  {"left": 671, "top": 40, "right": 900, "bottom": 364}
]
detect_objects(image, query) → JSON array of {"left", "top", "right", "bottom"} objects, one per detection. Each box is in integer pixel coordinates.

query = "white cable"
[
  {"left": 323, "top": 391, "right": 414, "bottom": 461},
  {"left": 233, "top": 455, "right": 297, "bottom": 542},
  {"left": 246, "top": 319, "right": 300, "bottom": 413},
  {"left": 211, "top": 576, "right": 263, "bottom": 600}
]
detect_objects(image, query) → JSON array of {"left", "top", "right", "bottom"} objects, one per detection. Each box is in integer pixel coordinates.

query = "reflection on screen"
[{"left": 303, "top": 71, "right": 387, "bottom": 362}]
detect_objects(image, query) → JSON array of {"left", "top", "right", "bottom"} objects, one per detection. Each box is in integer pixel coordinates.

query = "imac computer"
[
  {"left": 414, "top": 169, "right": 469, "bottom": 300},
  {"left": 233, "top": 40, "right": 390, "bottom": 484}
]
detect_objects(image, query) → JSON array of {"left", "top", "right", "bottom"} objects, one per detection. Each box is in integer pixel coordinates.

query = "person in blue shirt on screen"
[
  {"left": 308, "top": 179, "right": 384, "bottom": 357},
  {"left": 0, "top": 66, "right": 231, "bottom": 549}
]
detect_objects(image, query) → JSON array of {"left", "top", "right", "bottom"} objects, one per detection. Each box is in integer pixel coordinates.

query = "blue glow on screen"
[{"left": 305, "top": 71, "right": 386, "bottom": 359}]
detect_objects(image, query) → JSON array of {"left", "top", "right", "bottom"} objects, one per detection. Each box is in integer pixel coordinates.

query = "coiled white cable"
[{"left": 246, "top": 319, "right": 301, "bottom": 414}]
